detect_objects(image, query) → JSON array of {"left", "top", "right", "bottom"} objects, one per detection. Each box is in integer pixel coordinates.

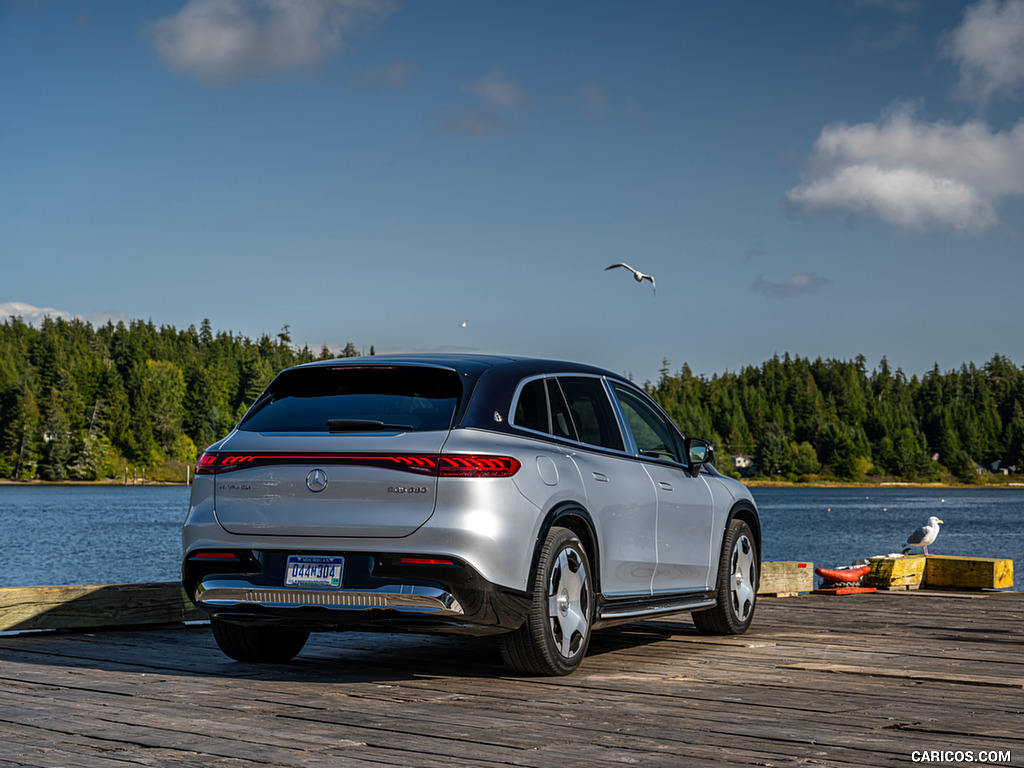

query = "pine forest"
[{"left": 2, "top": 315, "right": 1023, "bottom": 484}]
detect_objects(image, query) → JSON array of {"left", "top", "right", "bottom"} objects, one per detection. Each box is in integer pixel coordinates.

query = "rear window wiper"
[{"left": 327, "top": 419, "right": 414, "bottom": 432}]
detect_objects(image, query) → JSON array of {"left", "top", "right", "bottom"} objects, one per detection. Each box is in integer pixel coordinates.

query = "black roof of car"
[
  {"left": 295, "top": 353, "right": 630, "bottom": 382},
  {"left": 287, "top": 354, "right": 639, "bottom": 432}
]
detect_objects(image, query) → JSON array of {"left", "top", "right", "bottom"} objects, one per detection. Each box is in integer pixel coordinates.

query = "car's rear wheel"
[
  {"left": 211, "top": 618, "right": 310, "bottom": 663},
  {"left": 499, "top": 526, "right": 593, "bottom": 676},
  {"left": 692, "top": 518, "right": 758, "bottom": 635}
]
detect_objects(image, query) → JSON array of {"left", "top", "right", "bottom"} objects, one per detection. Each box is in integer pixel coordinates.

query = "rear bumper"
[{"left": 183, "top": 550, "right": 531, "bottom": 637}]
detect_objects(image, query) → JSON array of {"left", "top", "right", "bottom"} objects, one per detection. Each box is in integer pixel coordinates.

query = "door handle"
[
  {"left": 659, "top": 481, "right": 673, "bottom": 491},
  {"left": 592, "top": 472, "right": 609, "bottom": 482}
]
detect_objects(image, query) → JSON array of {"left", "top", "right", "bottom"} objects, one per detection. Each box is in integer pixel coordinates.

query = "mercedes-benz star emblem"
[{"left": 305, "top": 468, "right": 328, "bottom": 493}]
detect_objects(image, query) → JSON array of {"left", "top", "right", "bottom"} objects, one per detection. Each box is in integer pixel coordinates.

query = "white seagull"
[
  {"left": 605, "top": 263, "right": 655, "bottom": 297},
  {"left": 902, "top": 516, "right": 944, "bottom": 556}
]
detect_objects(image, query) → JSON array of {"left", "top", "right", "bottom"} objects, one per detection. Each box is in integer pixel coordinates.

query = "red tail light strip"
[{"left": 195, "top": 452, "right": 521, "bottom": 478}]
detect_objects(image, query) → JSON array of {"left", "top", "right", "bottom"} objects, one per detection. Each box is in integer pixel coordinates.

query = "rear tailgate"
[
  {"left": 210, "top": 432, "right": 449, "bottom": 538},
  {"left": 205, "top": 362, "right": 464, "bottom": 538}
]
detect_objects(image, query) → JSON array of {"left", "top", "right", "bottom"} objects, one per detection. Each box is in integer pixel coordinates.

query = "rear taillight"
[
  {"left": 196, "top": 451, "right": 521, "bottom": 478},
  {"left": 437, "top": 455, "right": 521, "bottom": 477}
]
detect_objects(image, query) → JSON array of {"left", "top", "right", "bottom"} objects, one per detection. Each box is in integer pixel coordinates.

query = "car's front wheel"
[
  {"left": 499, "top": 526, "right": 593, "bottom": 676},
  {"left": 692, "top": 518, "right": 758, "bottom": 635},
  {"left": 211, "top": 619, "right": 310, "bottom": 663}
]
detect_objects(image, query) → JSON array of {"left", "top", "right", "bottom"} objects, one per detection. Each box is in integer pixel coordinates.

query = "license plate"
[{"left": 285, "top": 555, "right": 344, "bottom": 588}]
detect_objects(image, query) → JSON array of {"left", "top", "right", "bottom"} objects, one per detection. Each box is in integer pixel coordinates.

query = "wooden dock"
[{"left": 1, "top": 591, "right": 1021, "bottom": 767}]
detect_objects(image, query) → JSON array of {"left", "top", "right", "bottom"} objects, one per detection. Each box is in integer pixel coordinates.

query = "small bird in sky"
[
  {"left": 605, "top": 263, "right": 655, "bottom": 297},
  {"left": 902, "top": 516, "right": 944, "bottom": 556},
  {"left": 459, "top": 321, "right": 467, "bottom": 328}
]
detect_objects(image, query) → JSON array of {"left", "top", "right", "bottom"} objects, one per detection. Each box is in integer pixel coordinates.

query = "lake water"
[{"left": 0, "top": 484, "right": 1021, "bottom": 588}]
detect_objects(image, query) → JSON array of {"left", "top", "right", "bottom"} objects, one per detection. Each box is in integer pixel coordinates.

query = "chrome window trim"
[
  {"left": 602, "top": 378, "right": 640, "bottom": 457},
  {"left": 606, "top": 379, "right": 692, "bottom": 470},
  {"left": 508, "top": 374, "right": 699, "bottom": 474},
  {"left": 509, "top": 373, "right": 629, "bottom": 456}
]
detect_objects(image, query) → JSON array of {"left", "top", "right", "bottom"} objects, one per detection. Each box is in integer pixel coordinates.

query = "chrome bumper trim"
[{"left": 196, "top": 579, "right": 465, "bottom": 615}]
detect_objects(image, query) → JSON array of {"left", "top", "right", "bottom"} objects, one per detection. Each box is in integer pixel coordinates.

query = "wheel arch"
[
  {"left": 529, "top": 501, "right": 601, "bottom": 597},
  {"left": 724, "top": 499, "right": 762, "bottom": 588}
]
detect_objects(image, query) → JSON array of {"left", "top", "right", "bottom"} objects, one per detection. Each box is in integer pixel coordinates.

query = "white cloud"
[
  {"left": 350, "top": 59, "right": 418, "bottom": 91},
  {"left": 0, "top": 302, "right": 131, "bottom": 328},
  {"left": 439, "top": 68, "right": 531, "bottom": 137},
  {"left": 144, "top": 0, "right": 396, "bottom": 85},
  {"left": 786, "top": 106, "right": 1024, "bottom": 232},
  {"left": 945, "top": 0, "right": 1024, "bottom": 107},
  {"left": 464, "top": 68, "right": 530, "bottom": 111},
  {"left": 577, "top": 81, "right": 609, "bottom": 116},
  {"left": 752, "top": 274, "right": 830, "bottom": 298}
]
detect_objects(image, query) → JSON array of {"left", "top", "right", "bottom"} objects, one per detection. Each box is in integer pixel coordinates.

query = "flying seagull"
[
  {"left": 902, "top": 516, "right": 943, "bottom": 556},
  {"left": 605, "top": 263, "right": 655, "bottom": 297}
]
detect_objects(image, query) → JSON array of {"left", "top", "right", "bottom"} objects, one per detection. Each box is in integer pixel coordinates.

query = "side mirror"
[{"left": 685, "top": 438, "right": 714, "bottom": 478}]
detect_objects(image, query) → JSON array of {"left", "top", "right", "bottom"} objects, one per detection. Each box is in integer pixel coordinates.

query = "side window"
[
  {"left": 558, "top": 377, "right": 624, "bottom": 451},
  {"left": 513, "top": 379, "right": 548, "bottom": 433},
  {"left": 611, "top": 383, "right": 683, "bottom": 464},
  {"left": 547, "top": 379, "right": 577, "bottom": 440}
]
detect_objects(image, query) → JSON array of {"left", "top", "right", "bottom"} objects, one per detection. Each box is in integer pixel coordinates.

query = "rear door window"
[
  {"left": 512, "top": 377, "right": 580, "bottom": 441},
  {"left": 238, "top": 366, "right": 462, "bottom": 433},
  {"left": 547, "top": 379, "right": 577, "bottom": 440},
  {"left": 513, "top": 378, "right": 548, "bottom": 433},
  {"left": 558, "top": 377, "right": 624, "bottom": 451}
]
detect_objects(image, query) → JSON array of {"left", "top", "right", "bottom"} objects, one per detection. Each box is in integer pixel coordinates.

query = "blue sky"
[{"left": 2, "top": 1, "right": 1023, "bottom": 384}]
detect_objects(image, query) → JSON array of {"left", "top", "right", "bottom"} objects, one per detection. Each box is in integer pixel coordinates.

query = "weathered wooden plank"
[
  {"left": 1, "top": 592, "right": 1022, "bottom": 768},
  {"left": 0, "top": 582, "right": 204, "bottom": 632},
  {"left": 779, "top": 661, "right": 1024, "bottom": 689},
  {"left": 757, "top": 560, "right": 813, "bottom": 596}
]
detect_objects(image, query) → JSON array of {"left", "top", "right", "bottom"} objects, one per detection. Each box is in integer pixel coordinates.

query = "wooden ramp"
[{"left": 1, "top": 591, "right": 1021, "bottom": 767}]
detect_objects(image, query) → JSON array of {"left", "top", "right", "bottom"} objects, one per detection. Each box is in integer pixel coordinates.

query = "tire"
[
  {"left": 499, "top": 526, "right": 594, "bottom": 676},
  {"left": 692, "top": 518, "right": 758, "bottom": 635},
  {"left": 211, "top": 619, "right": 310, "bottom": 663}
]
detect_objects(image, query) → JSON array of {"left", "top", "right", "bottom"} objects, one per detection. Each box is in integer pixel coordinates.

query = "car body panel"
[
  {"left": 567, "top": 448, "right": 658, "bottom": 596},
  {"left": 644, "top": 462, "right": 715, "bottom": 592},
  {"left": 210, "top": 431, "right": 448, "bottom": 538}
]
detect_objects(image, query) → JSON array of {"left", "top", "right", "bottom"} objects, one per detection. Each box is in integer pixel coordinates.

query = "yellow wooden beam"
[
  {"left": 924, "top": 556, "right": 1014, "bottom": 590},
  {"left": 865, "top": 555, "right": 926, "bottom": 590},
  {"left": 0, "top": 582, "right": 205, "bottom": 632}
]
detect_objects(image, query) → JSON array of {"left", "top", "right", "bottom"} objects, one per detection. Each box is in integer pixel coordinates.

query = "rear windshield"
[{"left": 238, "top": 366, "right": 462, "bottom": 433}]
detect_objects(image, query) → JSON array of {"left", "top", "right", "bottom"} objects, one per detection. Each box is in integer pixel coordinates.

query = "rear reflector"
[
  {"left": 400, "top": 558, "right": 456, "bottom": 566},
  {"left": 196, "top": 452, "right": 521, "bottom": 478},
  {"left": 191, "top": 552, "right": 238, "bottom": 560}
]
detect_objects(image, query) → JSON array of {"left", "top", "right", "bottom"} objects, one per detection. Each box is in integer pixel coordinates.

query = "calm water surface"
[
  {"left": 752, "top": 486, "right": 1024, "bottom": 571},
  {"left": 0, "top": 485, "right": 187, "bottom": 588},
  {"left": 0, "top": 484, "right": 1021, "bottom": 587}
]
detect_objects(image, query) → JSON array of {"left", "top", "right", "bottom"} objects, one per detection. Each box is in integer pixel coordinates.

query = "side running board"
[{"left": 597, "top": 596, "right": 716, "bottom": 622}]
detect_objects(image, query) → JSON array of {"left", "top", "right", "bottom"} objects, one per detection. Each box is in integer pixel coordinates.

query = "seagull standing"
[
  {"left": 605, "top": 263, "right": 655, "bottom": 297},
  {"left": 902, "top": 516, "right": 944, "bottom": 556}
]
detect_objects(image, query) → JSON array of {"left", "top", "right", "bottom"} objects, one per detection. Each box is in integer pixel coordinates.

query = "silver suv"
[{"left": 182, "top": 355, "right": 760, "bottom": 675}]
